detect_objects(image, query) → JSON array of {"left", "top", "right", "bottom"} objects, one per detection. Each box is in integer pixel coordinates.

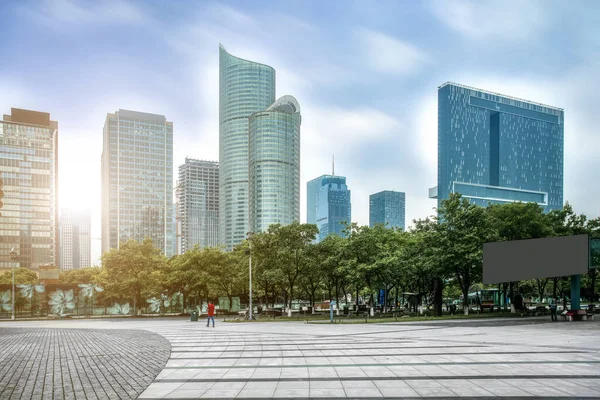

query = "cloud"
[
  {"left": 356, "top": 28, "right": 430, "bottom": 76},
  {"left": 20, "top": 0, "right": 147, "bottom": 28},
  {"left": 428, "top": 0, "right": 551, "bottom": 42}
]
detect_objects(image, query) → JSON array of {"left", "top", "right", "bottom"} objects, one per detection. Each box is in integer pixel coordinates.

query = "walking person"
[
  {"left": 206, "top": 301, "right": 215, "bottom": 328},
  {"left": 549, "top": 297, "right": 558, "bottom": 322}
]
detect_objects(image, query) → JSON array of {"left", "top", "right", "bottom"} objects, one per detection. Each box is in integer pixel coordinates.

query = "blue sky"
[{"left": 1, "top": 0, "right": 599, "bottom": 263}]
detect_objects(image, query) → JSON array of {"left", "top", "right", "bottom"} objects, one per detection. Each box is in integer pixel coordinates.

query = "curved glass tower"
[
  {"left": 249, "top": 96, "right": 301, "bottom": 233},
  {"left": 219, "top": 44, "right": 275, "bottom": 248}
]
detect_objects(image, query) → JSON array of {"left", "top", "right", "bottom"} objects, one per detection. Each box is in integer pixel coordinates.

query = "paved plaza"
[{"left": 2, "top": 317, "right": 600, "bottom": 399}]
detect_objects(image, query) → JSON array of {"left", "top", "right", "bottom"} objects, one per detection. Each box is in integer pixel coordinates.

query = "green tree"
[
  {"left": 434, "top": 193, "right": 498, "bottom": 314},
  {"left": 0, "top": 268, "right": 39, "bottom": 285},
  {"left": 60, "top": 267, "right": 102, "bottom": 284},
  {"left": 100, "top": 238, "right": 167, "bottom": 315}
]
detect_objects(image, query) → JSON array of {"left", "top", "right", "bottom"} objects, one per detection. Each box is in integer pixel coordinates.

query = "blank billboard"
[{"left": 483, "top": 235, "right": 589, "bottom": 284}]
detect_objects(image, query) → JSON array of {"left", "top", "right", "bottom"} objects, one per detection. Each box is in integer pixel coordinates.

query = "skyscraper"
[
  {"left": 59, "top": 208, "right": 91, "bottom": 270},
  {"left": 219, "top": 44, "right": 276, "bottom": 249},
  {"left": 249, "top": 96, "right": 301, "bottom": 233},
  {"left": 369, "top": 190, "right": 406, "bottom": 230},
  {"left": 307, "top": 175, "right": 351, "bottom": 242},
  {"left": 430, "top": 82, "right": 564, "bottom": 212},
  {"left": 101, "top": 109, "right": 174, "bottom": 256},
  {"left": 176, "top": 158, "right": 219, "bottom": 253},
  {"left": 0, "top": 108, "right": 58, "bottom": 270}
]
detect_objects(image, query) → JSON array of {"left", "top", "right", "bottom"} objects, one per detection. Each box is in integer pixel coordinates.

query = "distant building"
[
  {"left": 59, "top": 208, "right": 91, "bottom": 271},
  {"left": 369, "top": 191, "right": 405, "bottom": 230},
  {"left": 0, "top": 108, "right": 58, "bottom": 270},
  {"left": 101, "top": 109, "right": 174, "bottom": 256},
  {"left": 176, "top": 158, "right": 219, "bottom": 253},
  {"left": 430, "top": 82, "right": 564, "bottom": 211},
  {"left": 220, "top": 44, "right": 275, "bottom": 249},
  {"left": 307, "top": 175, "right": 351, "bottom": 242},
  {"left": 249, "top": 96, "right": 301, "bottom": 233}
]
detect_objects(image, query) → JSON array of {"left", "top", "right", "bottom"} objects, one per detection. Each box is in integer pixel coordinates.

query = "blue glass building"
[
  {"left": 306, "top": 175, "right": 351, "bottom": 242},
  {"left": 430, "top": 82, "right": 564, "bottom": 212},
  {"left": 369, "top": 191, "right": 405, "bottom": 230}
]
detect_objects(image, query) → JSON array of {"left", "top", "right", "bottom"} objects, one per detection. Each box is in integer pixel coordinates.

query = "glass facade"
[
  {"left": 369, "top": 190, "right": 405, "bottom": 230},
  {"left": 101, "top": 109, "right": 174, "bottom": 256},
  {"left": 249, "top": 96, "right": 301, "bottom": 233},
  {"left": 306, "top": 175, "right": 351, "bottom": 242},
  {"left": 0, "top": 109, "right": 58, "bottom": 271},
  {"left": 59, "top": 208, "right": 91, "bottom": 270},
  {"left": 431, "top": 82, "right": 564, "bottom": 212},
  {"left": 176, "top": 158, "right": 219, "bottom": 253},
  {"left": 219, "top": 44, "right": 276, "bottom": 249}
]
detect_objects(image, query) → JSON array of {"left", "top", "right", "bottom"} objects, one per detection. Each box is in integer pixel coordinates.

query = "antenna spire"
[{"left": 332, "top": 154, "right": 335, "bottom": 176}]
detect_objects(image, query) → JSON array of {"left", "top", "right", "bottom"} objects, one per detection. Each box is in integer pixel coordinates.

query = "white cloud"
[
  {"left": 356, "top": 28, "right": 430, "bottom": 76},
  {"left": 428, "top": 0, "right": 551, "bottom": 41},
  {"left": 21, "top": 0, "right": 147, "bottom": 28}
]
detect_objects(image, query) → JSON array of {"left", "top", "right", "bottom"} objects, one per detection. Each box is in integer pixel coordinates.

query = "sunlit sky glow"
[{"left": 1, "top": 0, "right": 599, "bottom": 264}]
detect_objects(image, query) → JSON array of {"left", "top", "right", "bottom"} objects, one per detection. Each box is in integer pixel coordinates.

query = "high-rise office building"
[
  {"left": 59, "top": 208, "right": 91, "bottom": 270},
  {"left": 0, "top": 108, "right": 59, "bottom": 270},
  {"left": 176, "top": 158, "right": 219, "bottom": 253},
  {"left": 369, "top": 190, "right": 406, "bottom": 230},
  {"left": 101, "top": 109, "right": 174, "bottom": 256},
  {"left": 307, "top": 175, "right": 351, "bottom": 242},
  {"left": 219, "top": 44, "right": 276, "bottom": 249},
  {"left": 429, "top": 82, "right": 564, "bottom": 212},
  {"left": 249, "top": 96, "right": 301, "bottom": 233}
]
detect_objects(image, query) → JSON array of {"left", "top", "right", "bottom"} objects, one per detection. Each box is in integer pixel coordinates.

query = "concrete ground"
[{"left": 2, "top": 317, "right": 600, "bottom": 399}]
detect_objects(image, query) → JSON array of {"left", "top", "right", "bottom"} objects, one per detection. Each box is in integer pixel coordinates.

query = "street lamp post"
[
  {"left": 246, "top": 232, "right": 254, "bottom": 321},
  {"left": 9, "top": 248, "right": 17, "bottom": 321}
]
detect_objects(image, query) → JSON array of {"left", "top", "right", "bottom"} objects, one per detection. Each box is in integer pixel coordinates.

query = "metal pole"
[
  {"left": 12, "top": 263, "right": 15, "bottom": 321},
  {"left": 247, "top": 232, "right": 253, "bottom": 322},
  {"left": 10, "top": 249, "right": 16, "bottom": 321}
]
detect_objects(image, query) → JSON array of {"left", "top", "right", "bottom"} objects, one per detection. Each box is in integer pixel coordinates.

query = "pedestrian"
[
  {"left": 549, "top": 297, "right": 558, "bottom": 322},
  {"left": 206, "top": 301, "right": 215, "bottom": 328}
]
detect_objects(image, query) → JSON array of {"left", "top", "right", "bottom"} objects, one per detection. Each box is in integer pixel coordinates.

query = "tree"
[
  {"left": 299, "top": 242, "right": 325, "bottom": 313},
  {"left": 208, "top": 246, "right": 244, "bottom": 311},
  {"left": 100, "top": 238, "right": 167, "bottom": 315},
  {"left": 60, "top": 267, "right": 102, "bottom": 284},
  {"left": 0, "top": 268, "right": 39, "bottom": 285},
  {"left": 434, "top": 194, "right": 498, "bottom": 314},
  {"left": 268, "top": 222, "right": 318, "bottom": 311}
]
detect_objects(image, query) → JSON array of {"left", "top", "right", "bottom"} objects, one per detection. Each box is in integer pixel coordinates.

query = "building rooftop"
[{"left": 438, "top": 82, "right": 563, "bottom": 112}]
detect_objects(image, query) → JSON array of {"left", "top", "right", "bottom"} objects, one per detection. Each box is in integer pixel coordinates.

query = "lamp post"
[
  {"left": 9, "top": 248, "right": 17, "bottom": 321},
  {"left": 246, "top": 232, "right": 254, "bottom": 321}
]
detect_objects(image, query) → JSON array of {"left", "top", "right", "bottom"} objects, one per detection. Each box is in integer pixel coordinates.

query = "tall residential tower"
[
  {"left": 101, "top": 109, "right": 174, "bottom": 256},
  {"left": 176, "top": 158, "right": 219, "bottom": 253},
  {"left": 429, "top": 82, "right": 564, "bottom": 211},
  {"left": 369, "top": 190, "right": 405, "bottom": 230},
  {"left": 249, "top": 96, "right": 301, "bottom": 233},
  {"left": 0, "top": 108, "right": 58, "bottom": 270}
]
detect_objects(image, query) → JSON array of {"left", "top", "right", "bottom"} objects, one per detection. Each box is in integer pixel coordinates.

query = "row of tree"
[{"left": 44, "top": 194, "right": 600, "bottom": 315}]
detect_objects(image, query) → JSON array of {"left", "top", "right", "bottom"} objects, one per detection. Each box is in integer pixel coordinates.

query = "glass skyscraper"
[
  {"left": 176, "top": 158, "right": 219, "bottom": 253},
  {"left": 101, "top": 109, "right": 174, "bottom": 256},
  {"left": 369, "top": 190, "right": 405, "bottom": 230},
  {"left": 430, "top": 82, "right": 564, "bottom": 212},
  {"left": 59, "top": 208, "right": 91, "bottom": 270},
  {"left": 0, "top": 108, "right": 58, "bottom": 270},
  {"left": 249, "top": 96, "right": 301, "bottom": 233},
  {"left": 307, "top": 175, "right": 351, "bottom": 242},
  {"left": 219, "top": 44, "right": 275, "bottom": 249}
]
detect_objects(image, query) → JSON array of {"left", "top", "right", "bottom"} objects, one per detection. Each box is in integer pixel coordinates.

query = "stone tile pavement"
[
  {"left": 0, "top": 327, "right": 170, "bottom": 399},
  {"left": 3, "top": 317, "right": 600, "bottom": 398}
]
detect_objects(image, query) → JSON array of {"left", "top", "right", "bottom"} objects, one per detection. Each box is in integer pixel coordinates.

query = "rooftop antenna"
[{"left": 332, "top": 154, "right": 335, "bottom": 176}]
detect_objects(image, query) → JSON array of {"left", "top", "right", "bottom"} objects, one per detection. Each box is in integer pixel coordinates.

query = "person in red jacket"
[{"left": 206, "top": 301, "right": 215, "bottom": 328}]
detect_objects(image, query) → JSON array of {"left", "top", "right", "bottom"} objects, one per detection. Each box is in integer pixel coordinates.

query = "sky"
[{"left": 1, "top": 0, "right": 599, "bottom": 265}]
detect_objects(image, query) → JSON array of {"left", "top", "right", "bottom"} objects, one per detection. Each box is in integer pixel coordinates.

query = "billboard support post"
[{"left": 571, "top": 275, "right": 581, "bottom": 311}]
